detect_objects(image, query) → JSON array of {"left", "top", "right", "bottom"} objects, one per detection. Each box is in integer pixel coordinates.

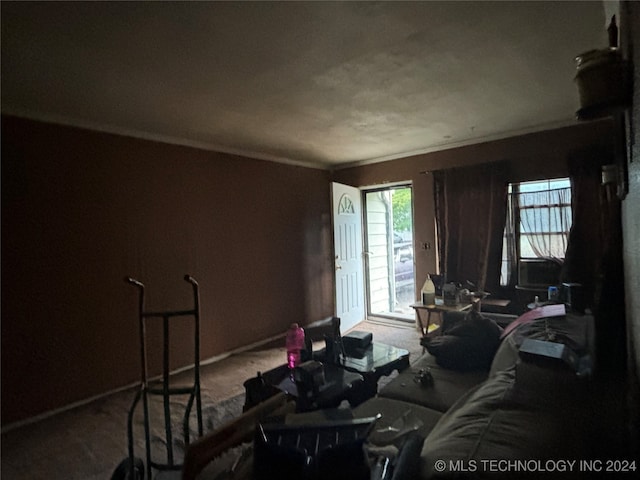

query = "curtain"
[
  {"left": 503, "top": 191, "right": 517, "bottom": 287},
  {"left": 561, "top": 153, "right": 608, "bottom": 301},
  {"left": 433, "top": 161, "right": 508, "bottom": 294},
  {"left": 562, "top": 147, "right": 625, "bottom": 374},
  {"left": 518, "top": 186, "right": 572, "bottom": 260}
]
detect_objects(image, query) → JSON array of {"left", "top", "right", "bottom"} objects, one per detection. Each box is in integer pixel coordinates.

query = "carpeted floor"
[{"left": 1, "top": 320, "right": 422, "bottom": 479}]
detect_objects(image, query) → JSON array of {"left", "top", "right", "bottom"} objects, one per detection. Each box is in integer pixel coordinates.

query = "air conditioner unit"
[{"left": 518, "top": 259, "right": 562, "bottom": 288}]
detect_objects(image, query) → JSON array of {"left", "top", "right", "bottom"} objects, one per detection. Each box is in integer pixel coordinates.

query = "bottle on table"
[
  {"left": 285, "top": 323, "right": 305, "bottom": 370},
  {"left": 421, "top": 275, "right": 436, "bottom": 306}
]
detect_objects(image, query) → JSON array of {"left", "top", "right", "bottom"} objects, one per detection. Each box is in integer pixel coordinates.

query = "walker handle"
[
  {"left": 184, "top": 275, "right": 198, "bottom": 286},
  {"left": 125, "top": 276, "right": 144, "bottom": 289}
]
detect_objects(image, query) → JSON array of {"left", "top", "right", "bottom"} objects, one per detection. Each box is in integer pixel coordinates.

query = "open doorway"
[{"left": 363, "top": 185, "right": 414, "bottom": 322}]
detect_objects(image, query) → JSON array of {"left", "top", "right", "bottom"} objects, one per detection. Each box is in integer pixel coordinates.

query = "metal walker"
[{"left": 112, "top": 275, "right": 203, "bottom": 480}]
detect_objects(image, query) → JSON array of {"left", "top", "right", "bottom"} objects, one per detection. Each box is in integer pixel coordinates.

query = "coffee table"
[{"left": 314, "top": 342, "right": 410, "bottom": 402}]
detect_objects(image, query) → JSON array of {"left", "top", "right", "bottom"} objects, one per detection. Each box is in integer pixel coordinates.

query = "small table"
[
  {"left": 479, "top": 297, "right": 511, "bottom": 313},
  {"left": 410, "top": 298, "right": 474, "bottom": 336},
  {"left": 314, "top": 342, "right": 410, "bottom": 402}
]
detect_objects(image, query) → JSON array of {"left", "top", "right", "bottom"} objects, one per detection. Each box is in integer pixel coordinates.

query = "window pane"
[
  {"left": 549, "top": 206, "right": 571, "bottom": 232},
  {"left": 521, "top": 233, "right": 568, "bottom": 258},
  {"left": 501, "top": 177, "right": 571, "bottom": 287},
  {"left": 519, "top": 178, "right": 570, "bottom": 193},
  {"left": 519, "top": 180, "right": 548, "bottom": 193},
  {"left": 549, "top": 178, "right": 571, "bottom": 190},
  {"left": 520, "top": 237, "right": 537, "bottom": 257},
  {"left": 546, "top": 234, "right": 568, "bottom": 257},
  {"left": 520, "top": 207, "right": 550, "bottom": 233}
]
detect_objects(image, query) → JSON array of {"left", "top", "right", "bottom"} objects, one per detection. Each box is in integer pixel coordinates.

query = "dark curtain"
[
  {"left": 433, "top": 161, "right": 509, "bottom": 294},
  {"left": 561, "top": 147, "right": 625, "bottom": 374},
  {"left": 561, "top": 154, "right": 603, "bottom": 301},
  {"left": 561, "top": 149, "right": 619, "bottom": 307}
]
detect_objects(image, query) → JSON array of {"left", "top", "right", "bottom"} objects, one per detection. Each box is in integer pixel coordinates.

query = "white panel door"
[{"left": 332, "top": 182, "right": 364, "bottom": 332}]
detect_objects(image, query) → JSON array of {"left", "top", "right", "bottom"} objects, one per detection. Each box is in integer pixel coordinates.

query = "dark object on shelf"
[
  {"left": 343, "top": 331, "right": 373, "bottom": 357},
  {"left": 607, "top": 13, "right": 618, "bottom": 48},
  {"left": 562, "top": 282, "right": 586, "bottom": 313},
  {"left": 574, "top": 16, "right": 631, "bottom": 120}
]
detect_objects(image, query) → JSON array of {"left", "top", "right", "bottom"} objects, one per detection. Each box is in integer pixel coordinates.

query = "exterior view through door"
[{"left": 364, "top": 186, "right": 415, "bottom": 322}]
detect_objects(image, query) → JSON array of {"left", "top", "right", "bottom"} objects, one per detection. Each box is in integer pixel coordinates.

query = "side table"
[{"left": 410, "top": 298, "right": 474, "bottom": 337}]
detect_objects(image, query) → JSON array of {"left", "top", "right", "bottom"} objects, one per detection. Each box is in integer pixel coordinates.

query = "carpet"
[
  {"left": 139, "top": 393, "right": 245, "bottom": 466},
  {"left": 0, "top": 319, "right": 422, "bottom": 480},
  {"left": 141, "top": 319, "right": 422, "bottom": 466}
]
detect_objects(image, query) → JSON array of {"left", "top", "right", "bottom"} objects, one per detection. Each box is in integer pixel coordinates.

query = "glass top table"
[
  {"left": 246, "top": 362, "right": 364, "bottom": 412},
  {"left": 314, "top": 341, "right": 410, "bottom": 401}
]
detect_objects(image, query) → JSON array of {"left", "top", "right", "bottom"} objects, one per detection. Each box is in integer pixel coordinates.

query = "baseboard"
[
  {"left": 364, "top": 316, "right": 417, "bottom": 329},
  {"left": 1, "top": 331, "right": 284, "bottom": 434}
]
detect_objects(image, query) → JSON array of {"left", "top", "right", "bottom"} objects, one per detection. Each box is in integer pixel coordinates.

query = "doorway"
[
  {"left": 332, "top": 182, "right": 365, "bottom": 332},
  {"left": 363, "top": 185, "right": 415, "bottom": 322}
]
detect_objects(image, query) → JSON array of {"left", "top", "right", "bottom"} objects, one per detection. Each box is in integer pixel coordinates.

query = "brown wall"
[
  {"left": 0, "top": 110, "right": 620, "bottom": 427},
  {"left": 332, "top": 121, "right": 614, "bottom": 295},
  {"left": 621, "top": 0, "right": 640, "bottom": 434},
  {"left": 1, "top": 115, "right": 334, "bottom": 425}
]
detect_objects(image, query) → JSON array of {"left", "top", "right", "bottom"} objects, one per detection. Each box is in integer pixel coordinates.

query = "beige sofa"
[{"left": 351, "top": 310, "right": 595, "bottom": 479}]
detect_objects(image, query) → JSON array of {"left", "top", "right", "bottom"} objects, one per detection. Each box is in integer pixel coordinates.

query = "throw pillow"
[{"left": 424, "top": 310, "right": 503, "bottom": 371}]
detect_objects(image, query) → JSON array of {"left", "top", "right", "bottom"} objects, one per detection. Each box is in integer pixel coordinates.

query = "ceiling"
[{"left": 1, "top": 1, "right": 610, "bottom": 169}]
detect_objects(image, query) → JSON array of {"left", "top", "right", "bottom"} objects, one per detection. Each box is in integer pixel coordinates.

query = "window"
[{"left": 500, "top": 178, "right": 572, "bottom": 286}]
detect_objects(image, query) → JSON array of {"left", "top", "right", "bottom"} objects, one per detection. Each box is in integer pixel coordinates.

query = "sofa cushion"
[
  {"left": 419, "top": 368, "right": 591, "bottom": 479},
  {"left": 423, "top": 310, "right": 502, "bottom": 372},
  {"left": 488, "top": 312, "right": 594, "bottom": 377},
  {"left": 376, "top": 356, "right": 488, "bottom": 413}
]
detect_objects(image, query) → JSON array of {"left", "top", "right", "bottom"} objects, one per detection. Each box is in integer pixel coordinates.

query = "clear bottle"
[
  {"left": 285, "top": 323, "right": 305, "bottom": 370},
  {"left": 421, "top": 275, "right": 436, "bottom": 306}
]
